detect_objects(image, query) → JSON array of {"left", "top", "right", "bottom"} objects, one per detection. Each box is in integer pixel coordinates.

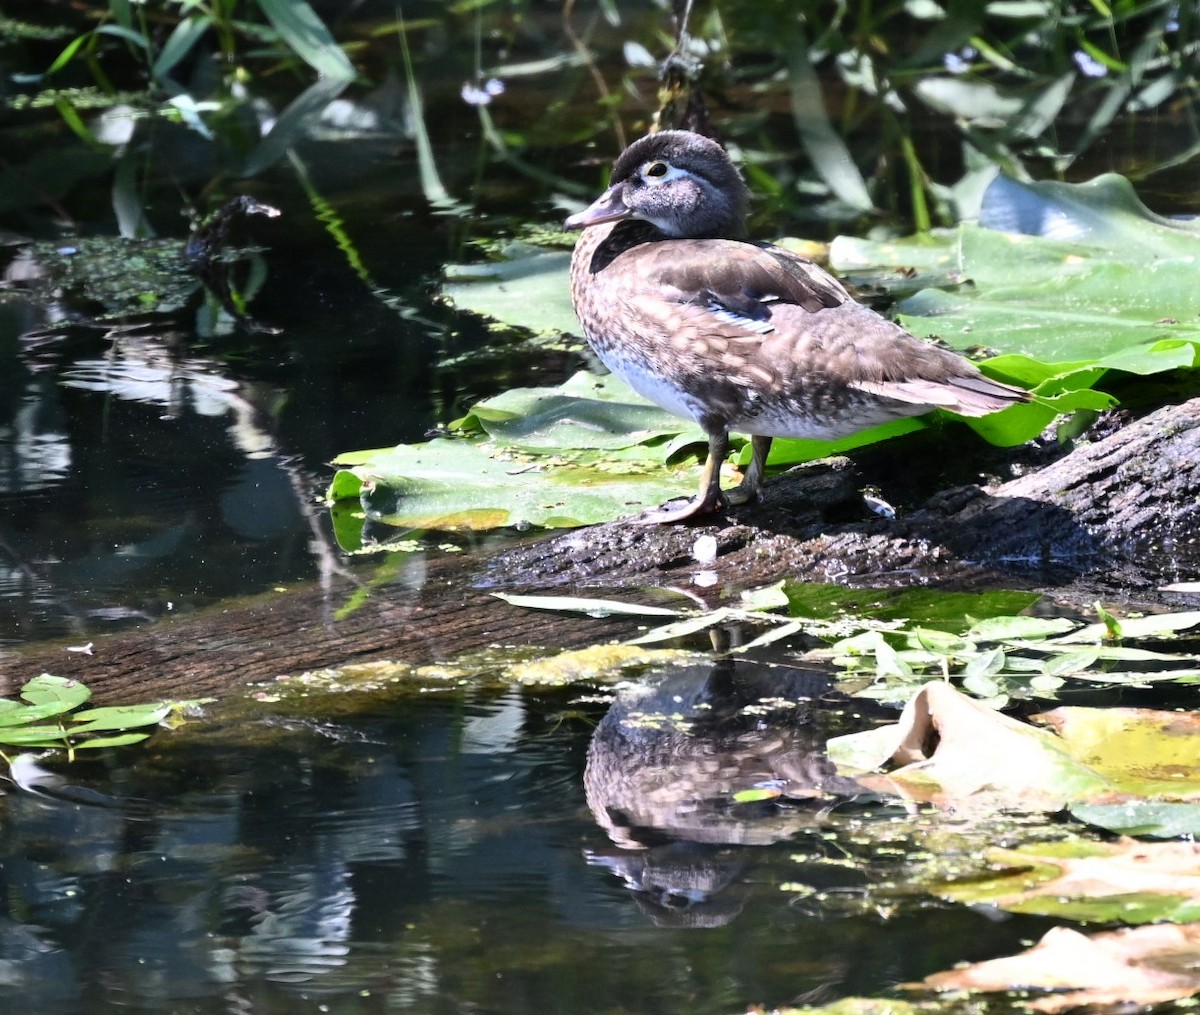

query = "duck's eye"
[{"left": 644, "top": 161, "right": 670, "bottom": 180}]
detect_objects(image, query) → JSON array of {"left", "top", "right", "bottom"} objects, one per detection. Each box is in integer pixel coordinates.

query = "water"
[
  {"left": 0, "top": 671, "right": 1057, "bottom": 1014},
  {"left": 1, "top": 10, "right": 1197, "bottom": 1011},
  {"left": 0, "top": 153, "right": 551, "bottom": 645}
]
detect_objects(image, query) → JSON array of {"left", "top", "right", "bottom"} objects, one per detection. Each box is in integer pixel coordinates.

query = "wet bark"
[
  {"left": 5, "top": 398, "right": 1198, "bottom": 702},
  {"left": 488, "top": 397, "right": 1200, "bottom": 591}
]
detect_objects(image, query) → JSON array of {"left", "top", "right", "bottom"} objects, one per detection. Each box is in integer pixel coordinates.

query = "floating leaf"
[
  {"left": 828, "top": 681, "right": 1111, "bottom": 808},
  {"left": 68, "top": 702, "right": 172, "bottom": 734},
  {"left": 459, "top": 372, "right": 703, "bottom": 452},
  {"left": 1033, "top": 707, "right": 1200, "bottom": 801},
  {"left": 72, "top": 732, "right": 152, "bottom": 749},
  {"left": 3, "top": 674, "right": 92, "bottom": 725},
  {"left": 914, "top": 924, "right": 1200, "bottom": 1012},
  {"left": 332, "top": 434, "right": 700, "bottom": 531},
  {"left": 733, "top": 786, "right": 783, "bottom": 803},
  {"left": 492, "top": 593, "right": 681, "bottom": 618},
  {"left": 929, "top": 839, "right": 1200, "bottom": 923},
  {"left": 830, "top": 683, "right": 1200, "bottom": 818},
  {"left": 442, "top": 245, "right": 577, "bottom": 336}
]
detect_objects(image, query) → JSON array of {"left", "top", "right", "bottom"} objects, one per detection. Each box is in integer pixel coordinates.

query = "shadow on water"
[{"left": 0, "top": 665, "right": 1064, "bottom": 1014}]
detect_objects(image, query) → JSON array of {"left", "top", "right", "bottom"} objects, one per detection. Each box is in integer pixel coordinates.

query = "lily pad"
[
  {"left": 455, "top": 371, "right": 704, "bottom": 452},
  {"left": 929, "top": 839, "right": 1200, "bottom": 923},
  {"left": 839, "top": 174, "right": 1200, "bottom": 375},
  {"left": 441, "top": 243, "right": 576, "bottom": 336},
  {"left": 330, "top": 433, "right": 701, "bottom": 531},
  {"left": 913, "top": 924, "right": 1200, "bottom": 1012},
  {"left": 828, "top": 682, "right": 1200, "bottom": 820}
]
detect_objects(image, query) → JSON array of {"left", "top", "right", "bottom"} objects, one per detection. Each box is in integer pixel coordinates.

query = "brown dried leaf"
[{"left": 914, "top": 924, "right": 1200, "bottom": 1012}]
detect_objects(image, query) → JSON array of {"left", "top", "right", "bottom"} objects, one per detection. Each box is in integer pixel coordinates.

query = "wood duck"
[{"left": 565, "top": 130, "right": 1029, "bottom": 523}]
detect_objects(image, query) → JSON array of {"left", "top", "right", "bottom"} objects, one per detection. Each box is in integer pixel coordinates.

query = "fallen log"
[
  {"left": 488, "top": 398, "right": 1200, "bottom": 590},
  {"left": 4, "top": 398, "right": 1197, "bottom": 702}
]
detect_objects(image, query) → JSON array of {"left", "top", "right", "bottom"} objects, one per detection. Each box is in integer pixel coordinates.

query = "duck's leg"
[
  {"left": 633, "top": 428, "right": 729, "bottom": 525},
  {"left": 723, "top": 435, "right": 772, "bottom": 507}
]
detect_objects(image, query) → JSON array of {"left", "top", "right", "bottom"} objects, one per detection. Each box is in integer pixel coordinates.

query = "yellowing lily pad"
[
  {"left": 913, "top": 924, "right": 1200, "bottom": 1012},
  {"left": 831, "top": 681, "right": 1110, "bottom": 809},
  {"left": 930, "top": 839, "right": 1200, "bottom": 923},
  {"left": 827, "top": 682, "right": 1200, "bottom": 827}
]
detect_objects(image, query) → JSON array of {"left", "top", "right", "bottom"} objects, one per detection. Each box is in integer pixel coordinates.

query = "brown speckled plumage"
[{"left": 565, "top": 130, "right": 1029, "bottom": 522}]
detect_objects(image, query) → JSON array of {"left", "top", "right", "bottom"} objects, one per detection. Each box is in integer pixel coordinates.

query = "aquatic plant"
[{"left": 0, "top": 673, "right": 206, "bottom": 762}]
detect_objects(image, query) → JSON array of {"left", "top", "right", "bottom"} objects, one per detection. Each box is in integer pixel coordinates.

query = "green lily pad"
[
  {"left": 441, "top": 243, "right": 576, "bottom": 336},
  {"left": 1071, "top": 801, "right": 1200, "bottom": 840},
  {"left": 455, "top": 371, "right": 704, "bottom": 452},
  {"left": 330, "top": 434, "right": 701, "bottom": 531}
]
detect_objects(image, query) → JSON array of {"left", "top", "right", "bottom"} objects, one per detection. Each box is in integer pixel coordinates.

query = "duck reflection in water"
[{"left": 583, "top": 658, "right": 869, "bottom": 928}]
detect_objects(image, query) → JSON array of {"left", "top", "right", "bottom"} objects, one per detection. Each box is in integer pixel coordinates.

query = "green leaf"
[
  {"left": 963, "top": 615, "right": 1077, "bottom": 641},
  {"left": 492, "top": 593, "right": 680, "bottom": 618},
  {"left": 6, "top": 675, "right": 92, "bottom": 724},
  {"left": 72, "top": 733, "right": 152, "bottom": 749},
  {"left": 46, "top": 33, "right": 89, "bottom": 75},
  {"left": 743, "top": 417, "right": 929, "bottom": 467},
  {"left": 109, "top": 0, "right": 133, "bottom": 31},
  {"left": 1058, "top": 610, "right": 1200, "bottom": 644},
  {"left": 733, "top": 787, "right": 782, "bottom": 803},
  {"left": 781, "top": 584, "right": 1041, "bottom": 629},
  {"left": 442, "top": 246, "right": 577, "bottom": 336},
  {"left": 465, "top": 372, "right": 702, "bottom": 452},
  {"left": 152, "top": 14, "right": 213, "bottom": 82},
  {"left": 69, "top": 702, "right": 171, "bottom": 734},
  {"left": 0, "top": 725, "right": 72, "bottom": 746},
  {"left": 54, "top": 98, "right": 98, "bottom": 146},
  {"left": 1071, "top": 801, "right": 1200, "bottom": 839},
  {"left": 255, "top": 0, "right": 355, "bottom": 81},
  {"left": 338, "top": 435, "right": 700, "bottom": 530},
  {"left": 787, "top": 29, "right": 873, "bottom": 211},
  {"left": 243, "top": 78, "right": 351, "bottom": 176},
  {"left": 94, "top": 24, "right": 148, "bottom": 48}
]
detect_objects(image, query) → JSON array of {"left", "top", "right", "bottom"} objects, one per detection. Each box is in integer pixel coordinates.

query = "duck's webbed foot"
[
  {"left": 631, "top": 428, "right": 731, "bottom": 526},
  {"left": 632, "top": 493, "right": 721, "bottom": 525},
  {"left": 722, "top": 435, "right": 772, "bottom": 508}
]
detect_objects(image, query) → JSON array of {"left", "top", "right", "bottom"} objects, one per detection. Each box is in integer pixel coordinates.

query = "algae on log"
[{"left": 5, "top": 398, "right": 1198, "bottom": 703}]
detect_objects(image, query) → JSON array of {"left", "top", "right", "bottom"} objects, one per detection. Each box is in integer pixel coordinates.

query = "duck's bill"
[{"left": 563, "top": 187, "right": 631, "bottom": 230}]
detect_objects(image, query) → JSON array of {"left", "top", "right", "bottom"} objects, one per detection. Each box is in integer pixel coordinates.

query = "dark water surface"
[
  {"left": 0, "top": 672, "right": 1061, "bottom": 1015},
  {"left": 0, "top": 133, "right": 552, "bottom": 645}
]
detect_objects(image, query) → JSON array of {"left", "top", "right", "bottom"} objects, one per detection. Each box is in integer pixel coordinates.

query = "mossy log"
[{"left": 5, "top": 398, "right": 1197, "bottom": 703}]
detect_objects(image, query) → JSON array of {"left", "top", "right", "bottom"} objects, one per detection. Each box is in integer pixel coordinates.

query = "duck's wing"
[
  {"left": 643, "top": 238, "right": 850, "bottom": 321},
  {"left": 590, "top": 239, "right": 847, "bottom": 393},
  {"left": 655, "top": 241, "right": 1027, "bottom": 414},
  {"left": 601, "top": 239, "right": 1027, "bottom": 415}
]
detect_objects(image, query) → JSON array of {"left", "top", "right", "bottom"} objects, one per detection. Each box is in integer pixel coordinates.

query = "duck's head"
[{"left": 564, "top": 130, "right": 749, "bottom": 240}]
